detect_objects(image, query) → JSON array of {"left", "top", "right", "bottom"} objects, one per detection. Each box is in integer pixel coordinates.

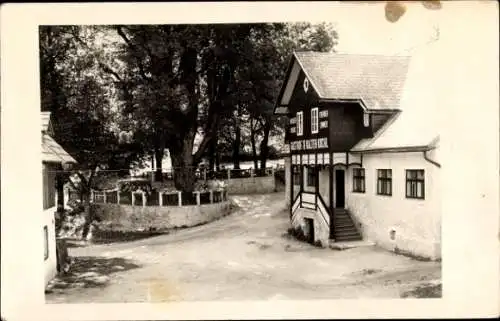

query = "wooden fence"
[
  {"left": 69, "top": 189, "right": 228, "bottom": 207},
  {"left": 149, "top": 167, "right": 277, "bottom": 182}
]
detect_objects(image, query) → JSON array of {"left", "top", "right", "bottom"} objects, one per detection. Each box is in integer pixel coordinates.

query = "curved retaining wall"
[{"left": 91, "top": 200, "right": 232, "bottom": 232}]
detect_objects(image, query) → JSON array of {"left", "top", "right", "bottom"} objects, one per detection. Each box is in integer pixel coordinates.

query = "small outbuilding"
[{"left": 42, "top": 111, "right": 77, "bottom": 285}]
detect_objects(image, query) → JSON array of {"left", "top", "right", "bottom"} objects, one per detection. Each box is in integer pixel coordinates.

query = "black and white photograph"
[{"left": 1, "top": 1, "right": 499, "bottom": 320}]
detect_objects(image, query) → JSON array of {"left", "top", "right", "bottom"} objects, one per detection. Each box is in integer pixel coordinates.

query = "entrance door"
[{"left": 335, "top": 169, "right": 345, "bottom": 208}]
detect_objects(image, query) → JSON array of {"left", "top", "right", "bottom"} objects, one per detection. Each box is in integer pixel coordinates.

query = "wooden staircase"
[{"left": 332, "top": 208, "right": 362, "bottom": 242}]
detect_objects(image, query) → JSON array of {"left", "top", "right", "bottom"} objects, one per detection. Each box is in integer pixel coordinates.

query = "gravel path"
[{"left": 46, "top": 193, "right": 441, "bottom": 303}]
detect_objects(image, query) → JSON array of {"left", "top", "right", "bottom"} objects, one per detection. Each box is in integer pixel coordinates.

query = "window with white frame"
[
  {"left": 406, "top": 169, "right": 425, "bottom": 199},
  {"left": 296, "top": 111, "right": 303, "bottom": 136},
  {"left": 377, "top": 169, "right": 392, "bottom": 196},
  {"left": 311, "top": 107, "right": 319, "bottom": 134},
  {"left": 352, "top": 168, "right": 365, "bottom": 193}
]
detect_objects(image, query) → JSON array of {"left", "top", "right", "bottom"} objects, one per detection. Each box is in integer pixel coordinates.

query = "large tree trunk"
[
  {"left": 80, "top": 190, "right": 92, "bottom": 240},
  {"left": 154, "top": 148, "right": 164, "bottom": 182},
  {"left": 250, "top": 119, "right": 259, "bottom": 169},
  {"left": 79, "top": 169, "right": 97, "bottom": 240},
  {"left": 232, "top": 107, "right": 241, "bottom": 170},
  {"left": 208, "top": 138, "right": 216, "bottom": 172},
  {"left": 215, "top": 145, "right": 221, "bottom": 171},
  {"left": 171, "top": 131, "right": 198, "bottom": 193},
  {"left": 56, "top": 171, "right": 65, "bottom": 213},
  {"left": 259, "top": 120, "right": 271, "bottom": 170},
  {"left": 54, "top": 171, "right": 66, "bottom": 236}
]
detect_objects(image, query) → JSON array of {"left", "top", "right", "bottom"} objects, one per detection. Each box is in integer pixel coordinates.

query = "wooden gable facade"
[
  {"left": 283, "top": 68, "right": 392, "bottom": 160},
  {"left": 276, "top": 52, "right": 408, "bottom": 162}
]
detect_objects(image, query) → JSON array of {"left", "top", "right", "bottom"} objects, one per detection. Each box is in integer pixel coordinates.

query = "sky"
[{"left": 331, "top": 2, "right": 440, "bottom": 55}]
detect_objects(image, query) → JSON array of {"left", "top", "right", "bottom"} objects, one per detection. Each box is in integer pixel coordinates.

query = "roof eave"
[
  {"left": 350, "top": 145, "right": 433, "bottom": 154},
  {"left": 273, "top": 54, "right": 297, "bottom": 115}
]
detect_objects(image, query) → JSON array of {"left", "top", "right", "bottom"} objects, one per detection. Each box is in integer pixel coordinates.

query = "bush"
[
  {"left": 287, "top": 226, "right": 307, "bottom": 242},
  {"left": 66, "top": 199, "right": 84, "bottom": 215}
]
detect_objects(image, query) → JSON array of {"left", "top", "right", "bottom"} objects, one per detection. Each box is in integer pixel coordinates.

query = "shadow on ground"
[{"left": 45, "top": 256, "right": 141, "bottom": 293}]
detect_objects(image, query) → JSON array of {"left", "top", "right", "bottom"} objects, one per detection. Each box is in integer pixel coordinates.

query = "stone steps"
[{"left": 330, "top": 208, "right": 362, "bottom": 242}]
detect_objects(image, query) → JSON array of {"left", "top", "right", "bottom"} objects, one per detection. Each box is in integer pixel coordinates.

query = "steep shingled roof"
[
  {"left": 351, "top": 38, "right": 442, "bottom": 152},
  {"left": 276, "top": 44, "right": 440, "bottom": 152},
  {"left": 41, "top": 112, "right": 77, "bottom": 164},
  {"left": 293, "top": 51, "right": 411, "bottom": 110}
]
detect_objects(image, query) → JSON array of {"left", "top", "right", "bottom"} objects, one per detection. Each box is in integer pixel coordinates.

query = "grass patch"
[{"left": 401, "top": 283, "right": 442, "bottom": 298}]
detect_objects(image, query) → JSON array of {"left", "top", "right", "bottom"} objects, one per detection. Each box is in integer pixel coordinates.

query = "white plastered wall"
[
  {"left": 43, "top": 207, "right": 58, "bottom": 286},
  {"left": 345, "top": 151, "right": 441, "bottom": 260}
]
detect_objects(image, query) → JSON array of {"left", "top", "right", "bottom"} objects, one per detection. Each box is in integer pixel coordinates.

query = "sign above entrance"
[{"left": 290, "top": 137, "right": 328, "bottom": 151}]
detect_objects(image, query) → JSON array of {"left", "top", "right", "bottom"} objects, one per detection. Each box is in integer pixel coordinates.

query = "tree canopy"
[{"left": 39, "top": 22, "right": 338, "bottom": 192}]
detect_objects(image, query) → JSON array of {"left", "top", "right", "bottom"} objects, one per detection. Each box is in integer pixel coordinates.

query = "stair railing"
[
  {"left": 316, "top": 193, "right": 330, "bottom": 229},
  {"left": 291, "top": 193, "right": 301, "bottom": 225}
]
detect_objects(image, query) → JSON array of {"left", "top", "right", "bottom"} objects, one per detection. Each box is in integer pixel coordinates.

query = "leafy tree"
[
  {"left": 229, "top": 22, "right": 338, "bottom": 169},
  {"left": 39, "top": 26, "right": 143, "bottom": 238}
]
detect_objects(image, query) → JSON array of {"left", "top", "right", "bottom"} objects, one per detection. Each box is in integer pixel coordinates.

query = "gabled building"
[
  {"left": 275, "top": 49, "right": 441, "bottom": 260},
  {"left": 42, "top": 111, "right": 77, "bottom": 285}
]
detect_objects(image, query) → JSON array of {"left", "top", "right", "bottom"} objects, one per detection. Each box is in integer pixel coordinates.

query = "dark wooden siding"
[
  {"left": 371, "top": 113, "right": 392, "bottom": 133},
  {"left": 43, "top": 163, "right": 57, "bottom": 210},
  {"left": 286, "top": 70, "right": 332, "bottom": 146},
  {"left": 285, "top": 67, "right": 395, "bottom": 153},
  {"left": 327, "top": 102, "right": 369, "bottom": 152}
]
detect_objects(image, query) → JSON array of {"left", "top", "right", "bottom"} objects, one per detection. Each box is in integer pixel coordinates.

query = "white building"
[
  {"left": 42, "top": 112, "right": 77, "bottom": 285},
  {"left": 275, "top": 45, "right": 441, "bottom": 260}
]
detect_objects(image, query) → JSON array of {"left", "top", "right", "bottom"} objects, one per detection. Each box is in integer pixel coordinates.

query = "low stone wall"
[
  {"left": 91, "top": 200, "right": 232, "bottom": 233},
  {"left": 225, "top": 176, "right": 276, "bottom": 195}
]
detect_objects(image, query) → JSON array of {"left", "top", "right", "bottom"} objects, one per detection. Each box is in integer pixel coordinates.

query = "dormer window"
[
  {"left": 296, "top": 111, "right": 303, "bottom": 136},
  {"left": 311, "top": 107, "right": 319, "bottom": 134}
]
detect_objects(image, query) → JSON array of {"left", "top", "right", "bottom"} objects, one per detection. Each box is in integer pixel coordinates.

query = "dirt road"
[{"left": 46, "top": 193, "right": 441, "bottom": 303}]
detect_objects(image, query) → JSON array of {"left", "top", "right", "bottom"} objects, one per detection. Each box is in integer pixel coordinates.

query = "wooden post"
[
  {"left": 117, "top": 190, "right": 120, "bottom": 205},
  {"left": 196, "top": 191, "right": 200, "bottom": 205},
  {"left": 91, "top": 190, "right": 95, "bottom": 203},
  {"left": 178, "top": 191, "right": 182, "bottom": 206},
  {"left": 210, "top": 190, "right": 213, "bottom": 203},
  {"left": 329, "top": 152, "right": 334, "bottom": 240},
  {"left": 227, "top": 169, "right": 231, "bottom": 180},
  {"left": 159, "top": 191, "right": 163, "bottom": 206},
  {"left": 142, "top": 192, "right": 146, "bottom": 207},
  {"left": 103, "top": 191, "right": 107, "bottom": 204},
  {"left": 131, "top": 192, "right": 135, "bottom": 206},
  {"left": 290, "top": 160, "right": 294, "bottom": 219},
  {"left": 204, "top": 169, "right": 207, "bottom": 181}
]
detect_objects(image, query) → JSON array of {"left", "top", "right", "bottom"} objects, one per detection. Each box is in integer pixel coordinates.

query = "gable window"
[
  {"left": 406, "top": 169, "right": 425, "bottom": 199},
  {"left": 296, "top": 111, "right": 303, "bottom": 136},
  {"left": 44, "top": 226, "right": 49, "bottom": 261},
  {"left": 311, "top": 107, "right": 319, "bottom": 134},
  {"left": 377, "top": 169, "right": 392, "bottom": 196},
  {"left": 352, "top": 168, "right": 365, "bottom": 193},
  {"left": 307, "top": 166, "right": 316, "bottom": 187}
]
